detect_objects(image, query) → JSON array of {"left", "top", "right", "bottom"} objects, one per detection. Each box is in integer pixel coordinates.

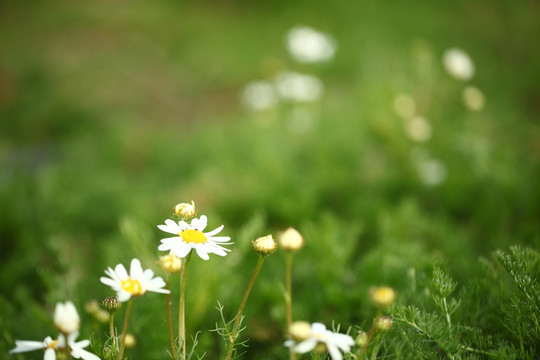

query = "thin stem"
[
  {"left": 109, "top": 313, "right": 116, "bottom": 348},
  {"left": 166, "top": 275, "right": 176, "bottom": 357},
  {"left": 61, "top": 332, "right": 71, "bottom": 359},
  {"left": 226, "top": 256, "right": 266, "bottom": 360},
  {"left": 359, "top": 314, "right": 380, "bottom": 356},
  {"left": 179, "top": 252, "right": 193, "bottom": 360},
  {"left": 285, "top": 253, "right": 296, "bottom": 360},
  {"left": 117, "top": 299, "right": 133, "bottom": 360}
]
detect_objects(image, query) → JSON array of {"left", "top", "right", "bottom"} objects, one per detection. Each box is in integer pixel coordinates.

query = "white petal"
[
  {"left": 142, "top": 269, "right": 154, "bottom": 282},
  {"left": 129, "top": 258, "right": 143, "bottom": 279},
  {"left": 195, "top": 245, "right": 210, "bottom": 260},
  {"left": 294, "top": 338, "right": 317, "bottom": 354},
  {"left": 10, "top": 340, "right": 45, "bottom": 353},
  {"left": 114, "top": 264, "right": 128, "bottom": 280},
  {"left": 71, "top": 345, "right": 101, "bottom": 360},
  {"left": 326, "top": 342, "right": 343, "bottom": 360},
  {"left": 73, "top": 339, "right": 90, "bottom": 348},
  {"left": 192, "top": 215, "right": 207, "bottom": 231},
  {"left": 178, "top": 220, "right": 190, "bottom": 230},
  {"left": 207, "top": 236, "right": 232, "bottom": 244},
  {"left": 117, "top": 291, "right": 132, "bottom": 302},
  {"left": 100, "top": 277, "right": 118, "bottom": 288},
  {"left": 204, "top": 225, "right": 224, "bottom": 237},
  {"left": 171, "top": 244, "right": 193, "bottom": 258},
  {"left": 44, "top": 348, "right": 56, "bottom": 360},
  {"left": 311, "top": 323, "right": 327, "bottom": 333}
]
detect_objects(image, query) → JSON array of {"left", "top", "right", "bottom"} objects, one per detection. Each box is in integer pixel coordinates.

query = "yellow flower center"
[
  {"left": 121, "top": 278, "right": 143, "bottom": 295},
  {"left": 48, "top": 340, "right": 59, "bottom": 349},
  {"left": 179, "top": 229, "right": 207, "bottom": 244}
]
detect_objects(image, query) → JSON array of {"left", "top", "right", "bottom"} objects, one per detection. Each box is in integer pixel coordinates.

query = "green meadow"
[{"left": 1, "top": 0, "right": 539, "bottom": 359}]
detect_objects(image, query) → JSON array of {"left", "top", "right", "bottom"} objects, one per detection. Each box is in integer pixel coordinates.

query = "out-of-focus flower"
[
  {"left": 158, "top": 254, "right": 183, "bottom": 274},
  {"left": 393, "top": 94, "right": 416, "bottom": 119},
  {"left": 158, "top": 215, "right": 232, "bottom": 260},
  {"left": 286, "top": 26, "right": 337, "bottom": 64},
  {"left": 10, "top": 333, "right": 100, "bottom": 360},
  {"left": 54, "top": 301, "right": 80, "bottom": 335},
  {"left": 375, "top": 316, "right": 393, "bottom": 331},
  {"left": 404, "top": 116, "right": 432, "bottom": 142},
  {"left": 100, "top": 258, "right": 170, "bottom": 302},
  {"left": 124, "top": 333, "right": 136, "bottom": 348},
  {"left": 85, "top": 300, "right": 109, "bottom": 323},
  {"left": 355, "top": 331, "right": 368, "bottom": 347},
  {"left": 278, "top": 227, "right": 304, "bottom": 252},
  {"left": 275, "top": 71, "right": 324, "bottom": 103},
  {"left": 252, "top": 234, "right": 278, "bottom": 256},
  {"left": 173, "top": 201, "right": 197, "bottom": 220},
  {"left": 369, "top": 286, "right": 397, "bottom": 307},
  {"left": 443, "top": 48, "right": 475, "bottom": 81},
  {"left": 285, "top": 322, "right": 355, "bottom": 360},
  {"left": 462, "top": 86, "right": 485, "bottom": 111},
  {"left": 241, "top": 81, "right": 278, "bottom": 110},
  {"left": 288, "top": 321, "right": 312, "bottom": 342},
  {"left": 418, "top": 159, "right": 447, "bottom": 186}
]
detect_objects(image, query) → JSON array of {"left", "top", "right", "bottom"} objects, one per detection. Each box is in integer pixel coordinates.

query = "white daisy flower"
[
  {"left": 158, "top": 215, "right": 232, "bottom": 260},
  {"left": 275, "top": 71, "right": 324, "bottom": 103},
  {"left": 100, "top": 258, "right": 170, "bottom": 302},
  {"left": 286, "top": 26, "right": 337, "bottom": 64},
  {"left": 443, "top": 48, "right": 475, "bottom": 81},
  {"left": 285, "top": 322, "right": 355, "bottom": 360},
  {"left": 10, "top": 332, "right": 100, "bottom": 360}
]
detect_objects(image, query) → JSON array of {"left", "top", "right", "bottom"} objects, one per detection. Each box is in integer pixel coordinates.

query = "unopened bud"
[
  {"left": 369, "top": 286, "right": 396, "bottom": 307},
  {"left": 101, "top": 296, "right": 121, "bottom": 314},
  {"left": 124, "top": 333, "right": 136, "bottom": 348},
  {"left": 158, "top": 254, "right": 182, "bottom": 274},
  {"left": 355, "top": 331, "right": 368, "bottom": 346},
  {"left": 289, "top": 321, "right": 311, "bottom": 342},
  {"left": 251, "top": 234, "right": 278, "bottom": 256},
  {"left": 278, "top": 227, "right": 304, "bottom": 252},
  {"left": 173, "top": 201, "right": 197, "bottom": 220}
]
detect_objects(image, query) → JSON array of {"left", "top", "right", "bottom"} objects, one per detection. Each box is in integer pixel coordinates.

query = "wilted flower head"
[
  {"left": 158, "top": 215, "right": 232, "bottom": 260},
  {"left": 275, "top": 71, "right": 324, "bottom": 103},
  {"left": 158, "top": 254, "right": 183, "bottom": 274},
  {"left": 287, "top": 26, "right": 337, "bottom": 64},
  {"left": 241, "top": 80, "right": 279, "bottom": 111},
  {"left": 285, "top": 322, "right": 355, "bottom": 360},
  {"left": 173, "top": 201, "right": 197, "bottom": 220},
  {"left": 252, "top": 234, "right": 278, "bottom": 256},
  {"left": 443, "top": 48, "right": 475, "bottom": 81},
  {"left": 369, "top": 286, "right": 397, "bottom": 307},
  {"left": 100, "top": 258, "right": 170, "bottom": 302},
  {"left": 278, "top": 227, "right": 304, "bottom": 252},
  {"left": 54, "top": 301, "right": 80, "bottom": 335}
]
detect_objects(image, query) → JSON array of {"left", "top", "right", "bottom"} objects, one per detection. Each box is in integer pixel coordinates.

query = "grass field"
[{"left": 1, "top": 1, "right": 539, "bottom": 359}]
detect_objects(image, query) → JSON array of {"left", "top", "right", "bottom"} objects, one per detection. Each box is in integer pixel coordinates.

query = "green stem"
[
  {"left": 117, "top": 299, "right": 133, "bottom": 360},
  {"left": 359, "top": 314, "right": 380, "bottom": 356},
  {"left": 179, "top": 252, "right": 192, "bottom": 360},
  {"left": 109, "top": 313, "right": 116, "bottom": 348},
  {"left": 285, "top": 253, "right": 296, "bottom": 360},
  {"left": 166, "top": 276, "right": 176, "bottom": 358},
  {"left": 225, "top": 256, "right": 266, "bottom": 360}
]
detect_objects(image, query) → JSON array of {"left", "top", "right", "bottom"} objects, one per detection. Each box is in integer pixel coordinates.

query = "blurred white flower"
[
  {"left": 158, "top": 215, "right": 232, "bottom": 260},
  {"left": 10, "top": 333, "right": 100, "bottom": 360},
  {"left": 393, "top": 93, "right": 416, "bottom": 119},
  {"left": 462, "top": 86, "right": 485, "bottom": 111},
  {"left": 287, "top": 26, "right": 337, "bottom": 63},
  {"left": 418, "top": 159, "right": 447, "bottom": 186},
  {"left": 443, "top": 48, "right": 475, "bottom": 81},
  {"left": 241, "top": 80, "right": 278, "bottom": 110},
  {"left": 276, "top": 71, "right": 324, "bottom": 103},
  {"left": 404, "top": 116, "right": 432, "bottom": 142},
  {"left": 285, "top": 322, "right": 355, "bottom": 360},
  {"left": 100, "top": 258, "right": 170, "bottom": 302},
  {"left": 54, "top": 301, "right": 80, "bottom": 335}
]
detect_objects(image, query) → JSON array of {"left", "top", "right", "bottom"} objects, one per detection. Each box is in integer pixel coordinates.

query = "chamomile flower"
[
  {"left": 54, "top": 301, "right": 80, "bottom": 335},
  {"left": 285, "top": 322, "right": 355, "bottom": 360},
  {"left": 10, "top": 332, "right": 100, "bottom": 360},
  {"left": 157, "top": 215, "right": 232, "bottom": 260},
  {"left": 100, "top": 258, "right": 170, "bottom": 302}
]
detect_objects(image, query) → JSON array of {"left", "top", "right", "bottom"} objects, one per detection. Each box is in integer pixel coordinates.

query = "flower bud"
[
  {"left": 158, "top": 254, "right": 182, "bottom": 274},
  {"left": 369, "top": 286, "right": 396, "bottom": 307},
  {"left": 54, "top": 301, "right": 80, "bottom": 335},
  {"left": 251, "top": 234, "right": 278, "bottom": 256},
  {"left": 101, "top": 296, "right": 121, "bottom": 314},
  {"left": 84, "top": 300, "right": 100, "bottom": 315},
  {"left": 288, "top": 321, "right": 311, "bottom": 342},
  {"left": 173, "top": 201, "right": 197, "bottom": 220},
  {"left": 278, "top": 227, "right": 304, "bottom": 252},
  {"left": 375, "top": 316, "right": 392, "bottom": 331},
  {"left": 355, "top": 330, "right": 368, "bottom": 346}
]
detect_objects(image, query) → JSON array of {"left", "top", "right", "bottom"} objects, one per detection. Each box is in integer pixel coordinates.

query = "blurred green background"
[{"left": 1, "top": 0, "right": 539, "bottom": 359}]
